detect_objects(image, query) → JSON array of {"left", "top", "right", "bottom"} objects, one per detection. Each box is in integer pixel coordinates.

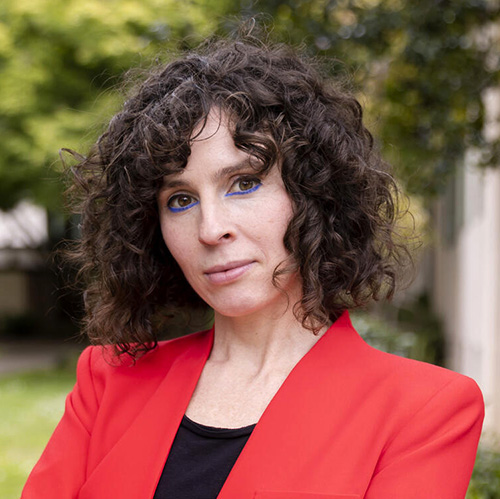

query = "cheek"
[
  {"left": 160, "top": 223, "right": 190, "bottom": 270},
  {"left": 267, "top": 195, "right": 294, "bottom": 234},
  {"left": 253, "top": 198, "right": 293, "bottom": 253}
]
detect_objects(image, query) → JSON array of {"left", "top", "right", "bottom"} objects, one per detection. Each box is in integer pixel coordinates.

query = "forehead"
[
  {"left": 189, "top": 111, "right": 240, "bottom": 160},
  {"left": 162, "top": 111, "right": 260, "bottom": 184}
]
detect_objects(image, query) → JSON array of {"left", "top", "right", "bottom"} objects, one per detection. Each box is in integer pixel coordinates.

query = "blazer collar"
[
  {"left": 79, "top": 311, "right": 361, "bottom": 499},
  {"left": 79, "top": 328, "right": 214, "bottom": 499},
  {"left": 218, "top": 310, "right": 361, "bottom": 497}
]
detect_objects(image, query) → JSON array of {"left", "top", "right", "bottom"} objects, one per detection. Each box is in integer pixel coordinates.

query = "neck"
[{"left": 210, "top": 302, "right": 330, "bottom": 375}]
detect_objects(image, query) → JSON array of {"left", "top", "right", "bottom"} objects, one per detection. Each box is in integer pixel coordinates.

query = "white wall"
[{"left": 433, "top": 161, "right": 500, "bottom": 439}]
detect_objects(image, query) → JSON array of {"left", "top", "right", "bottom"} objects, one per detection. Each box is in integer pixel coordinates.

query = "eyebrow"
[{"left": 161, "top": 160, "right": 259, "bottom": 190}]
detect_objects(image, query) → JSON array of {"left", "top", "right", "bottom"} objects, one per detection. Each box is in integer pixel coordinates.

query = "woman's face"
[{"left": 158, "top": 111, "right": 300, "bottom": 319}]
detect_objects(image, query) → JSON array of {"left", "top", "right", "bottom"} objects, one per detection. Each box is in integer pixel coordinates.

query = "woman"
[{"left": 22, "top": 34, "right": 484, "bottom": 499}]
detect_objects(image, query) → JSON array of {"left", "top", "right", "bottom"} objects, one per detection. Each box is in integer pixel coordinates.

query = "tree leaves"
[
  {"left": 243, "top": 0, "right": 500, "bottom": 196},
  {"left": 0, "top": 0, "right": 225, "bottom": 210},
  {"left": 1, "top": 0, "right": 499, "bottom": 209}
]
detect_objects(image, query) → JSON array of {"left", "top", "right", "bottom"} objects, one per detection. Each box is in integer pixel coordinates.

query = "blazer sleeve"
[
  {"left": 365, "top": 375, "right": 484, "bottom": 499},
  {"left": 21, "top": 346, "right": 100, "bottom": 499}
]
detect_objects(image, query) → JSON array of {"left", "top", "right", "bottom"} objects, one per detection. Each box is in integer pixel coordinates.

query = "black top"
[{"left": 153, "top": 415, "right": 256, "bottom": 499}]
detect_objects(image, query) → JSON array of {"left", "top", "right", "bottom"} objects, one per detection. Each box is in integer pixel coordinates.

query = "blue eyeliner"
[
  {"left": 225, "top": 183, "right": 262, "bottom": 197},
  {"left": 168, "top": 200, "right": 199, "bottom": 213}
]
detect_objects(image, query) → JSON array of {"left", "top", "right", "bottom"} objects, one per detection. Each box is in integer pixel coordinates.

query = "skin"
[{"left": 158, "top": 110, "right": 328, "bottom": 428}]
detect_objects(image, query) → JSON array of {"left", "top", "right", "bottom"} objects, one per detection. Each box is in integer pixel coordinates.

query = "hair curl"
[{"left": 67, "top": 34, "right": 410, "bottom": 357}]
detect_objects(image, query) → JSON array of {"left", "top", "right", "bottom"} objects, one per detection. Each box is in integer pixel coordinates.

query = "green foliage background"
[
  {"left": 251, "top": 0, "right": 500, "bottom": 194},
  {"left": 0, "top": 367, "right": 77, "bottom": 498},
  {"left": 0, "top": 0, "right": 236, "bottom": 210},
  {"left": 0, "top": 0, "right": 498, "bottom": 212}
]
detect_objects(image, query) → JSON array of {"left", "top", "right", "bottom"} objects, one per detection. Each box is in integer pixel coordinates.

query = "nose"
[{"left": 197, "top": 201, "right": 234, "bottom": 246}]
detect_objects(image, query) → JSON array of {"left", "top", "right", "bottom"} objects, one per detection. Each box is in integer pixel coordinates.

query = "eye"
[
  {"left": 226, "top": 176, "right": 262, "bottom": 197},
  {"left": 167, "top": 194, "right": 199, "bottom": 212}
]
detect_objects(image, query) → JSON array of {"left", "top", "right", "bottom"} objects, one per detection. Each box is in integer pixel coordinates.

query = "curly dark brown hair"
[{"left": 67, "top": 34, "right": 410, "bottom": 357}]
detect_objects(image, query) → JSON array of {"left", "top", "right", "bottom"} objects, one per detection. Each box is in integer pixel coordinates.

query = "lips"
[{"left": 204, "top": 260, "right": 255, "bottom": 284}]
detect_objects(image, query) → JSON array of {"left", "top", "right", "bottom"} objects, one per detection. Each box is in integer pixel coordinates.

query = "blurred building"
[
  {"left": 431, "top": 87, "right": 500, "bottom": 441},
  {"left": 0, "top": 201, "right": 49, "bottom": 317},
  {"left": 0, "top": 200, "right": 69, "bottom": 342}
]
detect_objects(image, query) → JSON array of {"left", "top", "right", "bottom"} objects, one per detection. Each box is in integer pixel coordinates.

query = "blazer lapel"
[
  {"left": 218, "top": 312, "right": 366, "bottom": 498},
  {"left": 78, "top": 329, "right": 214, "bottom": 499}
]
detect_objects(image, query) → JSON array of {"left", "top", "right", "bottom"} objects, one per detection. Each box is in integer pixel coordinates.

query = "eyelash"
[
  {"left": 167, "top": 196, "right": 199, "bottom": 213},
  {"left": 166, "top": 175, "right": 262, "bottom": 213},
  {"left": 226, "top": 176, "right": 262, "bottom": 197}
]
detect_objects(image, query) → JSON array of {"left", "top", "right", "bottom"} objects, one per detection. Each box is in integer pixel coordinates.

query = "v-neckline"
[
  {"left": 216, "top": 310, "right": 354, "bottom": 497},
  {"left": 78, "top": 310, "right": 358, "bottom": 499}
]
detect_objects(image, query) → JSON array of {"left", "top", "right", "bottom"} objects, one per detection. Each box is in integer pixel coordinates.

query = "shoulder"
[
  {"left": 360, "top": 349, "right": 484, "bottom": 494},
  {"left": 325, "top": 314, "right": 484, "bottom": 430},
  {"left": 327, "top": 320, "right": 485, "bottom": 487},
  {"left": 344, "top": 344, "right": 485, "bottom": 497},
  {"left": 332, "top": 314, "right": 483, "bottom": 406},
  {"left": 345, "top": 332, "right": 485, "bottom": 445},
  {"left": 363, "top": 340, "right": 483, "bottom": 407},
  {"left": 76, "top": 329, "right": 212, "bottom": 394}
]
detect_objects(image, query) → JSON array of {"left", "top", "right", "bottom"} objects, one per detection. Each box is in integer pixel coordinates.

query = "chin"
[
  {"left": 211, "top": 301, "right": 262, "bottom": 318},
  {"left": 209, "top": 292, "right": 286, "bottom": 319},
  {"left": 202, "top": 276, "right": 300, "bottom": 320}
]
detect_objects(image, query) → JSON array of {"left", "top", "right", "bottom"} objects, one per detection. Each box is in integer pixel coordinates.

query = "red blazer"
[{"left": 22, "top": 312, "right": 484, "bottom": 498}]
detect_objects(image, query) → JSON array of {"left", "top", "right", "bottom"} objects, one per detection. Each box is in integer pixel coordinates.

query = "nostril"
[{"left": 222, "top": 233, "right": 231, "bottom": 239}]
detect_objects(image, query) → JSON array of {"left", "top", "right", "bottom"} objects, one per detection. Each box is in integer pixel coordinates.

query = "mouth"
[{"left": 204, "top": 260, "right": 255, "bottom": 284}]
